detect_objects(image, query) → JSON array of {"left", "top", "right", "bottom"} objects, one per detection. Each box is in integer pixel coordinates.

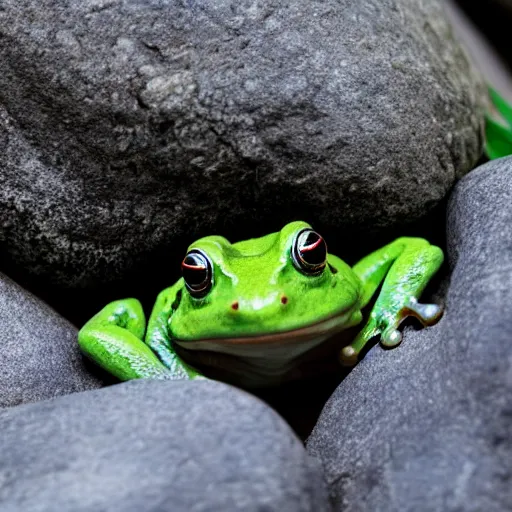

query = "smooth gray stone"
[
  {"left": 307, "top": 157, "right": 512, "bottom": 511},
  {"left": 0, "top": 272, "right": 102, "bottom": 407},
  {"left": 0, "top": 0, "right": 485, "bottom": 288},
  {"left": 0, "top": 379, "right": 330, "bottom": 512}
]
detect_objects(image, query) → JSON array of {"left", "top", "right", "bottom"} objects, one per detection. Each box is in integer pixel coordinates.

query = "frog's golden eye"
[
  {"left": 292, "top": 229, "right": 327, "bottom": 276},
  {"left": 181, "top": 249, "right": 213, "bottom": 298}
]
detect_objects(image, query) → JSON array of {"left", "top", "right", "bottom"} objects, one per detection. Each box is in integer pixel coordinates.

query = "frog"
[{"left": 78, "top": 221, "right": 444, "bottom": 388}]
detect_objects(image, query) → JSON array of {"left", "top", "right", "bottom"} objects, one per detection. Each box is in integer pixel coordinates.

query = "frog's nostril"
[
  {"left": 231, "top": 301, "right": 239, "bottom": 311},
  {"left": 281, "top": 295, "right": 288, "bottom": 305}
]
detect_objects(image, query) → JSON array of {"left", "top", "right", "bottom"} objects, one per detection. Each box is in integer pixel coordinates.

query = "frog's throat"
[
  {"left": 171, "top": 305, "right": 358, "bottom": 388},
  {"left": 171, "top": 304, "right": 356, "bottom": 349}
]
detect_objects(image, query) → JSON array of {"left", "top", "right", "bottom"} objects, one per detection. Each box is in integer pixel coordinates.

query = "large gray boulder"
[
  {"left": 306, "top": 158, "right": 512, "bottom": 511},
  {"left": 0, "top": 379, "right": 330, "bottom": 512},
  {"left": 0, "top": 272, "right": 103, "bottom": 407},
  {"left": 0, "top": 0, "right": 485, "bottom": 288}
]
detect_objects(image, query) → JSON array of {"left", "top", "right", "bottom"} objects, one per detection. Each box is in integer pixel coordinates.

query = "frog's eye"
[
  {"left": 181, "top": 249, "right": 213, "bottom": 298},
  {"left": 292, "top": 229, "right": 327, "bottom": 276}
]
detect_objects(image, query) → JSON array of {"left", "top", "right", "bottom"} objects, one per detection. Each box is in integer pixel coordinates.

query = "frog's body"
[{"left": 78, "top": 221, "right": 443, "bottom": 387}]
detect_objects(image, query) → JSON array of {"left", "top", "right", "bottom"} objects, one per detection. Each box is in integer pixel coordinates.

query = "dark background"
[{"left": 453, "top": 0, "right": 512, "bottom": 67}]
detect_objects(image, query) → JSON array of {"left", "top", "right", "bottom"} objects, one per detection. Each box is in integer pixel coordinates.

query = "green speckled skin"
[{"left": 78, "top": 221, "right": 443, "bottom": 385}]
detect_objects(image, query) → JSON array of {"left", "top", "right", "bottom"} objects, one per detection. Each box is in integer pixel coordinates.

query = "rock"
[
  {"left": 0, "top": 272, "right": 103, "bottom": 407},
  {"left": 0, "top": 0, "right": 485, "bottom": 289},
  {"left": 0, "top": 379, "right": 330, "bottom": 512},
  {"left": 306, "top": 157, "right": 512, "bottom": 511}
]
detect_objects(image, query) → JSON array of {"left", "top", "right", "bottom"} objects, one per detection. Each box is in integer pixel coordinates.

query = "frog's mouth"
[
  {"left": 172, "top": 304, "right": 356, "bottom": 358},
  {"left": 172, "top": 305, "right": 358, "bottom": 387}
]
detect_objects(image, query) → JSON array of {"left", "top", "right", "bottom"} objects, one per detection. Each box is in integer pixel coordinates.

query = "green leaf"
[
  {"left": 489, "top": 87, "right": 512, "bottom": 128},
  {"left": 485, "top": 115, "right": 512, "bottom": 159}
]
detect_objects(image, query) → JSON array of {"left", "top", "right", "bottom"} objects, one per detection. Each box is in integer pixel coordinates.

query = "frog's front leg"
[
  {"left": 340, "top": 237, "right": 444, "bottom": 366},
  {"left": 78, "top": 299, "right": 173, "bottom": 380},
  {"left": 145, "top": 284, "right": 203, "bottom": 380}
]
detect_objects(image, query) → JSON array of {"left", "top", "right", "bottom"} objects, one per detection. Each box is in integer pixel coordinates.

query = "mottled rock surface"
[
  {"left": 0, "top": 379, "right": 329, "bottom": 512},
  {"left": 0, "top": 272, "right": 103, "bottom": 407},
  {"left": 307, "top": 158, "right": 512, "bottom": 511},
  {"left": 0, "top": 0, "right": 485, "bottom": 289}
]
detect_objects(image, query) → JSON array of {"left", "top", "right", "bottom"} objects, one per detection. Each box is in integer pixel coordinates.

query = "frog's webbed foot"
[
  {"left": 404, "top": 297, "right": 443, "bottom": 326},
  {"left": 341, "top": 237, "right": 444, "bottom": 367},
  {"left": 340, "top": 297, "right": 443, "bottom": 366},
  {"left": 381, "top": 297, "right": 443, "bottom": 348}
]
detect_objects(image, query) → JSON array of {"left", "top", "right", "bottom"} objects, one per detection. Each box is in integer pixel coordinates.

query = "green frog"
[{"left": 78, "top": 221, "right": 443, "bottom": 388}]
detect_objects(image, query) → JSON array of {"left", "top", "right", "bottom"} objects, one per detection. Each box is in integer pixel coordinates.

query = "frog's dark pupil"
[
  {"left": 293, "top": 229, "right": 327, "bottom": 275},
  {"left": 181, "top": 250, "right": 212, "bottom": 296},
  {"left": 182, "top": 254, "right": 207, "bottom": 286},
  {"left": 299, "top": 231, "right": 326, "bottom": 265}
]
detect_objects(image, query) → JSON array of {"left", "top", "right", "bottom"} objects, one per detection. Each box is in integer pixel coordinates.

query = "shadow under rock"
[{"left": 254, "top": 334, "right": 382, "bottom": 441}]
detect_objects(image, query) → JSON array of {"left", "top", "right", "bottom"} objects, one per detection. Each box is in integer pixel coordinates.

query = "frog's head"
[{"left": 169, "top": 221, "right": 362, "bottom": 348}]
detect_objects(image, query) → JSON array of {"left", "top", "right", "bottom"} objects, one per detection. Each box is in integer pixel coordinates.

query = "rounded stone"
[
  {"left": 0, "top": 272, "right": 103, "bottom": 408},
  {"left": 0, "top": 379, "right": 330, "bottom": 512},
  {"left": 307, "top": 158, "right": 512, "bottom": 511},
  {"left": 0, "top": 0, "right": 485, "bottom": 288}
]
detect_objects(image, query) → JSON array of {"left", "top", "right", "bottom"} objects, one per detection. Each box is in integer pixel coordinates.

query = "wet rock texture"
[
  {"left": 307, "top": 158, "right": 512, "bottom": 511},
  {"left": 0, "top": 0, "right": 485, "bottom": 288},
  {"left": 0, "top": 379, "right": 330, "bottom": 512}
]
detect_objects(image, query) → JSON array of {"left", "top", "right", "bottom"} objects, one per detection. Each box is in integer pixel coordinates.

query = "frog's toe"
[
  {"left": 381, "top": 327, "right": 402, "bottom": 348},
  {"left": 380, "top": 298, "right": 442, "bottom": 348},
  {"left": 340, "top": 345, "right": 359, "bottom": 366},
  {"left": 406, "top": 297, "right": 443, "bottom": 326}
]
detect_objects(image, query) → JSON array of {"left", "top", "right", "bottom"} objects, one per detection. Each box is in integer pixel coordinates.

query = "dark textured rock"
[
  {"left": 307, "top": 158, "right": 512, "bottom": 511},
  {"left": 0, "top": 379, "right": 329, "bottom": 512},
  {"left": 0, "top": 272, "right": 103, "bottom": 407},
  {"left": 0, "top": 0, "right": 485, "bottom": 288}
]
